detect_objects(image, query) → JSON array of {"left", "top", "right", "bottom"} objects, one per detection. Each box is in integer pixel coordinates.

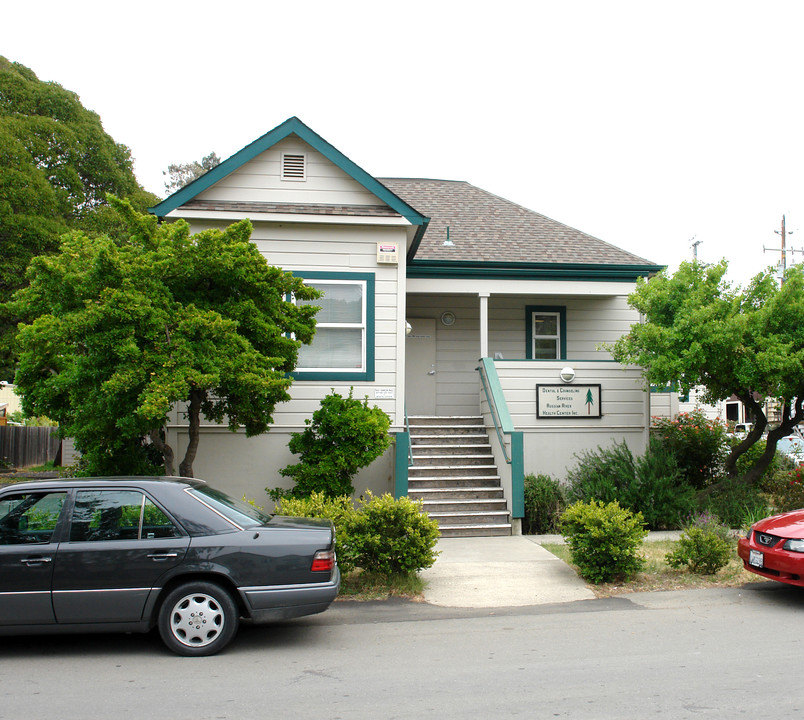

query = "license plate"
[{"left": 749, "top": 549, "right": 764, "bottom": 568}]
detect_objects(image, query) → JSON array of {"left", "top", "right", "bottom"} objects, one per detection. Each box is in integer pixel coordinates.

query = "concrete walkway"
[
  {"left": 420, "top": 532, "right": 684, "bottom": 608},
  {"left": 420, "top": 535, "right": 595, "bottom": 608}
]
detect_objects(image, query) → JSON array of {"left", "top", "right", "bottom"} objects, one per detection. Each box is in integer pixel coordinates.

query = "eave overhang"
[{"left": 406, "top": 259, "right": 665, "bottom": 282}]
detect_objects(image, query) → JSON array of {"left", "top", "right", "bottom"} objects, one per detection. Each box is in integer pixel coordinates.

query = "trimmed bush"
[
  {"left": 276, "top": 491, "right": 440, "bottom": 576},
  {"left": 346, "top": 492, "right": 440, "bottom": 575},
  {"left": 666, "top": 513, "right": 732, "bottom": 575},
  {"left": 274, "top": 389, "right": 391, "bottom": 499},
  {"left": 274, "top": 492, "right": 360, "bottom": 574},
  {"left": 560, "top": 500, "right": 647, "bottom": 584},
  {"left": 523, "top": 473, "right": 567, "bottom": 534}
]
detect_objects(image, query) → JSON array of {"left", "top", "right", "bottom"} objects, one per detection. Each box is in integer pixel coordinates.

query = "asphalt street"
[{"left": 2, "top": 581, "right": 803, "bottom": 720}]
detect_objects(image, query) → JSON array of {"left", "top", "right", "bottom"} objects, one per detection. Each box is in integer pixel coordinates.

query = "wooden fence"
[{"left": 0, "top": 426, "right": 61, "bottom": 468}]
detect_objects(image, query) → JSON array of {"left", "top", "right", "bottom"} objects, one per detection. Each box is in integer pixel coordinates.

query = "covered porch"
[{"left": 397, "top": 279, "right": 650, "bottom": 533}]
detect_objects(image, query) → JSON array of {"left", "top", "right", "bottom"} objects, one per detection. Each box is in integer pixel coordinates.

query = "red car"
[{"left": 739, "top": 509, "right": 804, "bottom": 587}]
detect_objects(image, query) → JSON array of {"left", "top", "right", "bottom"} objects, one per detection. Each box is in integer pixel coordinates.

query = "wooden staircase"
[{"left": 407, "top": 416, "right": 511, "bottom": 537}]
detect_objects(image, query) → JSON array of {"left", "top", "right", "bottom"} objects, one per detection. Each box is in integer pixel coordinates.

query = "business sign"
[{"left": 536, "top": 384, "right": 602, "bottom": 418}]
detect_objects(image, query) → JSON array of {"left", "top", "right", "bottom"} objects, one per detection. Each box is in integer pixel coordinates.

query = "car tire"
[{"left": 157, "top": 581, "right": 239, "bottom": 657}]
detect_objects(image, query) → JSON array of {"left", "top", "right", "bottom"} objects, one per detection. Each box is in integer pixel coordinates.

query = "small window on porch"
[{"left": 526, "top": 306, "right": 566, "bottom": 360}]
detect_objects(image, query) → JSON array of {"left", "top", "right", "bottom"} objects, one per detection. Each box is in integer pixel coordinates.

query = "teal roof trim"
[
  {"left": 407, "top": 260, "right": 664, "bottom": 282},
  {"left": 148, "top": 117, "right": 428, "bottom": 226}
]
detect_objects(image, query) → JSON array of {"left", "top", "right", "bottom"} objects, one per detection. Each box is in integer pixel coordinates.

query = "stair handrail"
[{"left": 477, "top": 358, "right": 512, "bottom": 464}]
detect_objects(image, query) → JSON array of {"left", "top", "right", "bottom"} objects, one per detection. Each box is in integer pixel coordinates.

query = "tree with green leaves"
[
  {"left": 0, "top": 56, "right": 158, "bottom": 380},
  {"left": 7, "top": 197, "right": 320, "bottom": 477},
  {"left": 612, "top": 260, "right": 804, "bottom": 488},
  {"left": 277, "top": 389, "right": 392, "bottom": 498},
  {"left": 163, "top": 152, "right": 221, "bottom": 194}
]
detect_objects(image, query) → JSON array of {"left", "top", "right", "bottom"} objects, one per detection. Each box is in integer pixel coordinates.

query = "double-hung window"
[
  {"left": 526, "top": 305, "right": 566, "bottom": 360},
  {"left": 293, "top": 272, "right": 375, "bottom": 381}
]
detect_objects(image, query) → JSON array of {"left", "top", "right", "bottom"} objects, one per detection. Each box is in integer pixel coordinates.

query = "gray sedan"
[{"left": 0, "top": 476, "right": 339, "bottom": 655}]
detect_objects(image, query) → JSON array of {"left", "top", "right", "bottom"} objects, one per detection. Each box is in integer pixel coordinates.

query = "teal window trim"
[
  {"left": 526, "top": 305, "right": 567, "bottom": 360},
  {"left": 290, "top": 271, "right": 375, "bottom": 382}
]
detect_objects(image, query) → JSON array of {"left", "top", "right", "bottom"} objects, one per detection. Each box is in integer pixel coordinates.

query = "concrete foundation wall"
[{"left": 165, "top": 426, "right": 396, "bottom": 509}]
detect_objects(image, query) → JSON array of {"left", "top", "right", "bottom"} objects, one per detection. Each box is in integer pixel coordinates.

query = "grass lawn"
[{"left": 542, "top": 540, "right": 756, "bottom": 597}]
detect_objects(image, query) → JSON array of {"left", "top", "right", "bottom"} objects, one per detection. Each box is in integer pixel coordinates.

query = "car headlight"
[
  {"left": 745, "top": 527, "right": 753, "bottom": 539},
  {"left": 783, "top": 538, "right": 804, "bottom": 552}
]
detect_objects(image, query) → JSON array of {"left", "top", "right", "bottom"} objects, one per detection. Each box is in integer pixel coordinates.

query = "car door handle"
[
  {"left": 21, "top": 556, "right": 52, "bottom": 566},
  {"left": 147, "top": 552, "right": 178, "bottom": 561}
]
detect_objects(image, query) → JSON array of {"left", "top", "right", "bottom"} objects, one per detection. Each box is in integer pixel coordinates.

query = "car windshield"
[{"left": 187, "top": 486, "right": 273, "bottom": 528}]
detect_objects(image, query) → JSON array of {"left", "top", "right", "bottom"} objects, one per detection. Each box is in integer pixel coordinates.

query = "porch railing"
[{"left": 477, "top": 358, "right": 524, "bottom": 519}]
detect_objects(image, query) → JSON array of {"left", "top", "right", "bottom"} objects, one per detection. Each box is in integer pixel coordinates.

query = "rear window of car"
[{"left": 187, "top": 487, "right": 273, "bottom": 529}]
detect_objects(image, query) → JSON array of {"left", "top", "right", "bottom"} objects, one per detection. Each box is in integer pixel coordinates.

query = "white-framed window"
[
  {"left": 292, "top": 272, "right": 375, "bottom": 380},
  {"left": 526, "top": 305, "right": 566, "bottom": 360}
]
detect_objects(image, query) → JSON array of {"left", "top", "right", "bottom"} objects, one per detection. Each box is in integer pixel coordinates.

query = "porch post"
[{"left": 479, "top": 292, "right": 489, "bottom": 358}]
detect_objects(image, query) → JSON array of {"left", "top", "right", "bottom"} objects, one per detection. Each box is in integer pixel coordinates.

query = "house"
[{"left": 149, "top": 117, "right": 663, "bottom": 535}]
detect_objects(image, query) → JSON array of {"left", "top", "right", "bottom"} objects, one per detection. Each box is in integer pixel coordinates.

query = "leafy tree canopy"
[
  {"left": 163, "top": 152, "right": 221, "bottom": 194},
  {"left": 7, "top": 197, "right": 320, "bottom": 477},
  {"left": 612, "top": 260, "right": 804, "bottom": 487},
  {"left": 0, "top": 56, "right": 159, "bottom": 380}
]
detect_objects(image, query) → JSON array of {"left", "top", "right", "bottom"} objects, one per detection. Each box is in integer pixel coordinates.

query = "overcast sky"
[{"left": 4, "top": 1, "right": 803, "bottom": 286}]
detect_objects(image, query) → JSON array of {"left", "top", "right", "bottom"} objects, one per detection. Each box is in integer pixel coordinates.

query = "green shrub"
[
  {"left": 567, "top": 439, "right": 695, "bottom": 529},
  {"left": 665, "top": 513, "right": 732, "bottom": 575},
  {"left": 274, "top": 492, "right": 360, "bottom": 574},
  {"left": 702, "top": 480, "right": 770, "bottom": 528},
  {"left": 346, "top": 492, "right": 440, "bottom": 574},
  {"left": 559, "top": 500, "right": 647, "bottom": 584},
  {"left": 274, "top": 389, "right": 391, "bottom": 499},
  {"left": 567, "top": 441, "right": 633, "bottom": 506},
  {"left": 523, "top": 473, "right": 567, "bottom": 534},
  {"left": 652, "top": 410, "right": 729, "bottom": 489}
]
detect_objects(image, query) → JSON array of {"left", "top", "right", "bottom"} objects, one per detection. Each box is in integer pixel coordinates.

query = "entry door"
[{"left": 405, "top": 318, "right": 437, "bottom": 415}]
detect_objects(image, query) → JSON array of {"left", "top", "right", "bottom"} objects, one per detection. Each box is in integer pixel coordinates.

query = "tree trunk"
[
  {"left": 723, "top": 393, "right": 767, "bottom": 478},
  {"left": 717, "top": 392, "right": 804, "bottom": 491},
  {"left": 178, "top": 387, "right": 204, "bottom": 478},
  {"left": 148, "top": 428, "right": 175, "bottom": 476}
]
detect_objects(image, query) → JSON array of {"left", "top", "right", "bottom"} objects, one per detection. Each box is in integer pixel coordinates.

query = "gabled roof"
[
  {"left": 381, "top": 178, "right": 662, "bottom": 278},
  {"left": 148, "top": 117, "right": 429, "bottom": 228}
]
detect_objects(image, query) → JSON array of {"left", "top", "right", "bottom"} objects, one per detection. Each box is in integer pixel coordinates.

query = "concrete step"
[
  {"left": 408, "top": 455, "right": 495, "bottom": 467},
  {"left": 428, "top": 510, "right": 511, "bottom": 525},
  {"left": 439, "top": 524, "right": 513, "bottom": 538},
  {"left": 410, "top": 424, "right": 485, "bottom": 433},
  {"left": 421, "top": 499, "right": 508, "bottom": 513},
  {"left": 407, "top": 416, "right": 510, "bottom": 537},
  {"left": 408, "top": 487, "right": 504, "bottom": 500},
  {"left": 408, "top": 416, "right": 484, "bottom": 427},
  {"left": 412, "top": 444, "right": 492, "bottom": 456},
  {"left": 408, "top": 477, "right": 502, "bottom": 490},
  {"left": 408, "top": 465, "right": 500, "bottom": 478},
  {"left": 410, "top": 434, "right": 489, "bottom": 445}
]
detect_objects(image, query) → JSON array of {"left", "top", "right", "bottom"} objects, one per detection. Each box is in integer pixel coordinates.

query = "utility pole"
[
  {"left": 776, "top": 215, "right": 790, "bottom": 275},
  {"left": 764, "top": 215, "right": 801, "bottom": 284},
  {"left": 690, "top": 236, "right": 702, "bottom": 260}
]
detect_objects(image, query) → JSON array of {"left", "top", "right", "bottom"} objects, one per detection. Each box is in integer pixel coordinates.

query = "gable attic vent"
[{"left": 281, "top": 152, "right": 306, "bottom": 181}]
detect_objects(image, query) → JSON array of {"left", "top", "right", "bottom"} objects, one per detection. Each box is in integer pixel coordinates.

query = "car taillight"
[{"left": 311, "top": 549, "right": 335, "bottom": 572}]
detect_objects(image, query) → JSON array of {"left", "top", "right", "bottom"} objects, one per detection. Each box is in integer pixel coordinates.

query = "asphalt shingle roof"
[{"left": 379, "top": 178, "right": 655, "bottom": 266}]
